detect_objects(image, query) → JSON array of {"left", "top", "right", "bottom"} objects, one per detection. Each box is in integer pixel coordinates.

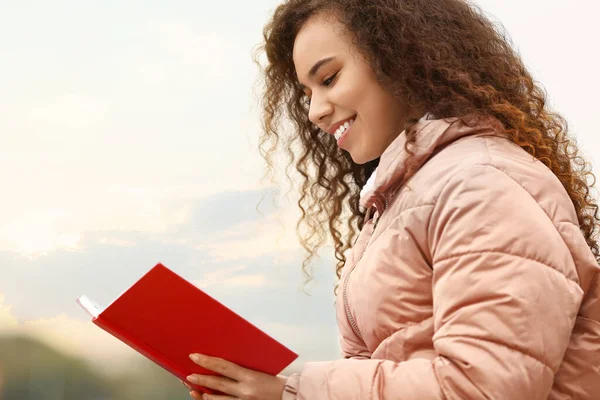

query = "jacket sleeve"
[{"left": 282, "top": 164, "right": 583, "bottom": 400}]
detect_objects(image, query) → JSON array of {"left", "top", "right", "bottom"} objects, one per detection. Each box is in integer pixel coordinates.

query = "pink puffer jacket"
[{"left": 282, "top": 117, "right": 600, "bottom": 399}]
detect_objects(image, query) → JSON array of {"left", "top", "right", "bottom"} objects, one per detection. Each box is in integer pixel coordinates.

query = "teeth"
[{"left": 334, "top": 118, "right": 355, "bottom": 141}]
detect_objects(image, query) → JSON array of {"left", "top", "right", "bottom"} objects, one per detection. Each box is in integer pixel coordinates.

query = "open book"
[{"left": 77, "top": 263, "right": 298, "bottom": 394}]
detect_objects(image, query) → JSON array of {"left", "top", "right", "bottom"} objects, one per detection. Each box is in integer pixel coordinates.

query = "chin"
[{"left": 348, "top": 151, "right": 375, "bottom": 165}]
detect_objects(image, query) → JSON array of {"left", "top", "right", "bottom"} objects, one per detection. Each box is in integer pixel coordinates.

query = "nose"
[{"left": 308, "top": 93, "right": 333, "bottom": 126}]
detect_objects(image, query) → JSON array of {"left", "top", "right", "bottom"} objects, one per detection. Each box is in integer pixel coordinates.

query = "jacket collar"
[{"left": 360, "top": 115, "right": 504, "bottom": 211}]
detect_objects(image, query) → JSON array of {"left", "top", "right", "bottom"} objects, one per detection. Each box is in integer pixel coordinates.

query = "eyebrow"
[{"left": 299, "top": 56, "right": 337, "bottom": 89}]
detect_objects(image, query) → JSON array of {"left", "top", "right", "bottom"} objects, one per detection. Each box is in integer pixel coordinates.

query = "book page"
[{"left": 76, "top": 295, "right": 103, "bottom": 318}]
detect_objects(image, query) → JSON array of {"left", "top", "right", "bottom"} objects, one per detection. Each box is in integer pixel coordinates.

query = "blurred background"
[{"left": 1, "top": 0, "right": 598, "bottom": 399}]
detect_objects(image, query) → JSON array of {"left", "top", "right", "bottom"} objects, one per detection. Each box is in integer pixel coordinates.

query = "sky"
[{"left": 1, "top": 0, "right": 599, "bottom": 379}]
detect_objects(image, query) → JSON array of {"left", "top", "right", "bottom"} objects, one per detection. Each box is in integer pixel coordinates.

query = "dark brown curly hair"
[{"left": 254, "top": 0, "right": 600, "bottom": 283}]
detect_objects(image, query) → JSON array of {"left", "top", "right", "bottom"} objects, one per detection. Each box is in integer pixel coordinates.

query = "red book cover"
[{"left": 76, "top": 263, "right": 298, "bottom": 394}]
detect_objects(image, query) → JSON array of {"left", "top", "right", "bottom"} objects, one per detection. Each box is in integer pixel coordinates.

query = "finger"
[
  {"left": 190, "top": 389, "right": 238, "bottom": 400},
  {"left": 180, "top": 379, "right": 193, "bottom": 390},
  {"left": 186, "top": 374, "right": 238, "bottom": 397},
  {"left": 189, "top": 390, "right": 203, "bottom": 400},
  {"left": 189, "top": 354, "right": 248, "bottom": 381}
]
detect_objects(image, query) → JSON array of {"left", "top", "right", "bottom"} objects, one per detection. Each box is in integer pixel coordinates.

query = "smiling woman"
[{"left": 185, "top": 0, "right": 600, "bottom": 399}]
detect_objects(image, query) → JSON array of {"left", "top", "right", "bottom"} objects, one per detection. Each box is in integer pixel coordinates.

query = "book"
[{"left": 76, "top": 263, "right": 298, "bottom": 394}]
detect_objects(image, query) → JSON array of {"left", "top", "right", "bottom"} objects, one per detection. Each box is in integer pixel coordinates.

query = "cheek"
[
  {"left": 354, "top": 80, "right": 387, "bottom": 118},
  {"left": 336, "top": 69, "right": 372, "bottom": 110},
  {"left": 357, "top": 99, "right": 385, "bottom": 138},
  {"left": 352, "top": 98, "right": 398, "bottom": 156},
  {"left": 366, "top": 91, "right": 404, "bottom": 132},
  {"left": 335, "top": 83, "right": 361, "bottom": 110}
]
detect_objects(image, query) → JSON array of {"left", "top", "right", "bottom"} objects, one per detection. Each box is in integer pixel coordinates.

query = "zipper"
[
  {"left": 373, "top": 197, "right": 388, "bottom": 230},
  {"left": 342, "top": 195, "right": 389, "bottom": 343},
  {"left": 343, "top": 261, "right": 364, "bottom": 342}
]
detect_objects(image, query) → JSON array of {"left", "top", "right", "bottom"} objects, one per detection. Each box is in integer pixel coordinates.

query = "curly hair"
[{"left": 254, "top": 0, "right": 600, "bottom": 284}]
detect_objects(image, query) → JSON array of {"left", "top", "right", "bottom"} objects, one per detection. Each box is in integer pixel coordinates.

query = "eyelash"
[
  {"left": 305, "top": 72, "right": 339, "bottom": 106},
  {"left": 323, "top": 72, "right": 338, "bottom": 86}
]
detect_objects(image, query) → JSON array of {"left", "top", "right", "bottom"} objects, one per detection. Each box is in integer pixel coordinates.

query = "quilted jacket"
[{"left": 282, "top": 116, "right": 600, "bottom": 399}]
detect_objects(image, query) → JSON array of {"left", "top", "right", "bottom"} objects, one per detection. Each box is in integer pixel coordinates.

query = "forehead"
[{"left": 292, "top": 14, "right": 352, "bottom": 78}]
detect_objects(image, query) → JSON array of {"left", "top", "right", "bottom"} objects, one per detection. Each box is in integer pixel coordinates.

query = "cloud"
[
  {"left": 181, "top": 188, "right": 279, "bottom": 236},
  {"left": 154, "top": 22, "right": 235, "bottom": 83},
  {"left": 0, "top": 185, "right": 342, "bottom": 377},
  {"left": 27, "top": 93, "right": 106, "bottom": 130},
  {"left": 0, "top": 186, "right": 284, "bottom": 258},
  {"left": 197, "top": 217, "right": 301, "bottom": 264},
  {"left": 193, "top": 265, "right": 269, "bottom": 289},
  {"left": 0, "top": 293, "right": 341, "bottom": 377},
  {"left": 0, "top": 186, "right": 333, "bottom": 323},
  {"left": 222, "top": 274, "right": 267, "bottom": 287},
  {"left": 180, "top": 187, "right": 306, "bottom": 264},
  {"left": 0, "top": 294, "right": 18, "bottom": 328},
  {"left": 0, "top": 296, "right": 139, "bottom": 376},
  {"left": 0, "top": 208, "right": 81, "bottom": 258},
  {"left": 139, "top": 63, "right": 167, "bottom": 85}
]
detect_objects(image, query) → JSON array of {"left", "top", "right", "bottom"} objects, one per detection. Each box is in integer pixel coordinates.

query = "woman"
[{"left": 185, "top": 0, "right": 600, "bottom": 398}]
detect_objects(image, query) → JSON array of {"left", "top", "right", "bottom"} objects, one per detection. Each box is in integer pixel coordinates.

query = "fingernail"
[
  {"left": 180, "top": 379, "right": 192, "bottom": 389},
  {"left": 186, "top": 375, "right": 199, "bottom": 384},
  {"left": 189, "top": 353, "right": 202, "bottom": 362}
]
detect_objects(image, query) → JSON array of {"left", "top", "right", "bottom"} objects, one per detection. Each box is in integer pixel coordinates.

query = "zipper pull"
[{"left": 372, "top": 193, "right": 389, "bottom": 231}]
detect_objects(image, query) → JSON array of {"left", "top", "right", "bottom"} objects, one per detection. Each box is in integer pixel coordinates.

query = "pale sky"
[{"left": 1, "top": 0, "right": 599, "bottom": 377}]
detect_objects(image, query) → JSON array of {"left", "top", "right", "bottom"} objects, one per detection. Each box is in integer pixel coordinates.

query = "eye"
[
  {"left": 323, "top": 72, "right": 338, "bottom": 86},
  {"left": 302, "top": 72, "right": 338, "bottom": 108}
]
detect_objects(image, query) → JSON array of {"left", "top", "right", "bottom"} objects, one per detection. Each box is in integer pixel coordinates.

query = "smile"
[{"left": 334, "top": 118, "right": 355, "bottom": 141}]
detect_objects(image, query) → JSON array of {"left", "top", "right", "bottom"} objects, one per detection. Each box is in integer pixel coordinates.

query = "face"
[{"left": 293, "top": 13, "right": 416, "bottom": 164}]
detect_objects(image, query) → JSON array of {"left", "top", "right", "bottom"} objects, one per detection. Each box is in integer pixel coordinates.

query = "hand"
[{"left": 186, "top": 353, "right": 288, "bottom": 400}]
